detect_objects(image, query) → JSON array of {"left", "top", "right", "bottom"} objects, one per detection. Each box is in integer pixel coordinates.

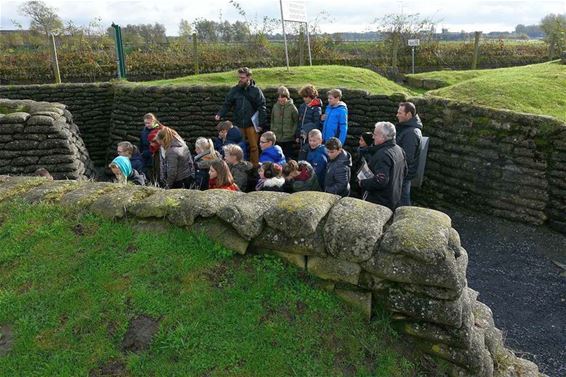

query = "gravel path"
[{"left": 445, "top": 208, "right": 566, "bottom": 377}]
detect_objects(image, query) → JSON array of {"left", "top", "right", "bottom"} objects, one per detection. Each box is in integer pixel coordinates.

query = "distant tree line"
[{"left": 3, "top": 0, "right": 565, "bottom": 61}]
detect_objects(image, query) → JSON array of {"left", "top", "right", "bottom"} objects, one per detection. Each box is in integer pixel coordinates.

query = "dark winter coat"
[
  {"left": 283, "top": 161, "right": 321, "bottom": 193},
  {"left": 130, "top": 152, "right": 146, "bottom": 177},
  {"left": 359, "top": 139, "right": 407, "bottom": 210},
  {"left": 217, "top": 80, "right": 268, "bottom": 129},
  {"left": 140, "top": 126, "right": 153, "bottom": 168},
  {"left": 128, "top": 169, "right": 146, "bottom": 186},
  {"left": 214, "top": 127, "right": 244, "bottom": 154},
  {"left": 324, "top": 149, "right": 352, "bottom": 197},
  {"left": 229, "top": 160, "right": 254, "bottom": 192},
  {"left": 306, "top": 144, "right": 328, "bottom": 188},
  {"left": 160, "top": 139, "right": 195, "bottom": 189},
  {"left": 296, "top": 98, "right": 323, "bottom": 138},
  {"left": 396, "top": 115, "right": 423, "bottom": 180}
]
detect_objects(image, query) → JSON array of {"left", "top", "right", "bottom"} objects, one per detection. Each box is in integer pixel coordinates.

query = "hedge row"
[{"left": 0, "top": 41, "right": 550, "bottom": 84}]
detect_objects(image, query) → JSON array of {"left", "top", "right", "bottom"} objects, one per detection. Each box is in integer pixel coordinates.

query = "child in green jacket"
[{"left": 270, "top": 86, "right": 298, "bottom": 160}]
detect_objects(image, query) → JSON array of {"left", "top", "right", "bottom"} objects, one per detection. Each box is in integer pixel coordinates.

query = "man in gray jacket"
[{"left": 395, "top": 102, "right": 423, "bottom": 206}]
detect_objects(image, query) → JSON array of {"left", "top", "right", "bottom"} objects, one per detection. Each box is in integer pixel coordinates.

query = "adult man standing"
[
  {"left": 215, "top": 67, "right": 267, "bottom": 167},
  {"left": 359, "top": 122, "right": 407, "bottom": 210},
  {"left": 395, "top": 102, "right": 423, "bottom": 206}
]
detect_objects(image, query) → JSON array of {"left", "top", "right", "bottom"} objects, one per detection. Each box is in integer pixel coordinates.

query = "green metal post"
[{"left": 112, "top": 23, "right": 127, "bottom": 79}]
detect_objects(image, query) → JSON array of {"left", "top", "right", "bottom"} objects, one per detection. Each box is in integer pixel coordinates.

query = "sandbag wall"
[
  {"left": 106, "top": 84, "right": 401, "bottom": 162},
  {"left": 1, "top": 82, "right": 564, "bottom": 232},
  {"left": 0, "top": 99, "right": 94, "bottom": 179},
  {"left": 0, "top": 176, "right": 546, "bottom": 377},
  {"left": 411, "top": 97, "right": 566, "bottom": 233},
  {"left": 0, "top": 83, "right": 114, "bottom": 166}
]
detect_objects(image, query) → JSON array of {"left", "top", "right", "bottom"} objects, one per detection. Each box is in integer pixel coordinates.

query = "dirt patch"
[
  {"left": 121, "top": 315, "right": 160, "bottom": 353},
  {"left": 200, "top": 259, "right": 242, "bottom": 289},
  {"left": 107, "top": 321, "right": 119, "bottom": 338},
  {"left": 88, "top": 359, "right": 126, "bottom": 377},
  {"left": 125, "top": 245, "right": 138, "bottom": 254},
  {"left": 0, "top": 325, "right": 14, "bottom": 356},
  {"left": 259, "top": 308, "right": 276, "bottom": 324},
  {"left": 296, "top": 300, "right": 307, "bottom": 314},
  {"left": 73, "top": 223, "right": 85, "bottom": 236}
]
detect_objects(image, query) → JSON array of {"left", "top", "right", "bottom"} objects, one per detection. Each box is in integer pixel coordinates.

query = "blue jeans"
[{"left": 400, "top": 179, "right": 412, "bottom": 206}]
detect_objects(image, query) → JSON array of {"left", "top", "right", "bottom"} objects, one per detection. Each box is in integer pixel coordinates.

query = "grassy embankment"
[
  {"left": 0, "top": 200, "right": 423, "bottom": 376},
  {"left": 142, "top": 65, "right": 414, "bottom": 96},
  {"left": 406, "top": 61, "right": 566, "bottom": 121}
]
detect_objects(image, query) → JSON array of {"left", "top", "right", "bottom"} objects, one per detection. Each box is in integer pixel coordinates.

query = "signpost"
[
  {"left": 408, "top": 38, "right": 419, "bottom": 74},
  {"left": 279, "top": 0, "right": 312, "bottom": 70}
]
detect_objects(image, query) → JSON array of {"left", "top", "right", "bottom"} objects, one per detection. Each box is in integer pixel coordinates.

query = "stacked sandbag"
[{"left": 0, "top": 99, "right": 95, "bottom": 180}]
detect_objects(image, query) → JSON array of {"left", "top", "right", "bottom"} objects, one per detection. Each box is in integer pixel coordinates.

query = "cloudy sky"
[{"left": 1, "top": 0, "right": 565, "bottom": 34}]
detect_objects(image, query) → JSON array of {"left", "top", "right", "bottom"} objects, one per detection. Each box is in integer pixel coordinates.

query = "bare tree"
[{"left": 18, "top": 0, "right": 63, "bottom": 38}]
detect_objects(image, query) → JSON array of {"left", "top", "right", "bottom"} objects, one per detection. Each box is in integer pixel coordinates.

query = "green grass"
[
  {"left": 407, "top": 70, "right": 487, "bottom": 87},
  {"left": 407, "top": 61, "right": 566, "bottom": 121},
  {"left": 141, "top": 65, "right": 414, "bottom": 95},
  {"left": 0, "top": 201, "right": 420, "bottom": 377}
]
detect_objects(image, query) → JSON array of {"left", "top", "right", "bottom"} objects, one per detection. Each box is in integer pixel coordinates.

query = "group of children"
[{"left": 109, "top": 84, "right": 355, "bottom": 196}]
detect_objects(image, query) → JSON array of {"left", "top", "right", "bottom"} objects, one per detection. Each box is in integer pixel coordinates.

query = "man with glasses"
[
  {"left": 215, "top": 67, "right": 267, "bottom": 167},
  {"left": 359, "top": 122, "right": 407, "bottom": 210}
]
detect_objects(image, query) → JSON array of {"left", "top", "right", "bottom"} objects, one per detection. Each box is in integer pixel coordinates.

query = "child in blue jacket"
[
  {"left": 305, "top": 129, "right": 328, "bottom": 188},
  {"left": 321, "top": 88, "right": 348, "bottom": 145},
  {"left": 259, "top": 131, "right": 286, "bottom": 165}
]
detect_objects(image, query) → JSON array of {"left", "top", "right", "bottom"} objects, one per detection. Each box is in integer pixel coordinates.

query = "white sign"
[
  {"left": 408, "top": 39, "right": 420, "bottom": 47},
  {"left": 281, "top": 0, "right": 308, "bottom": 23}
]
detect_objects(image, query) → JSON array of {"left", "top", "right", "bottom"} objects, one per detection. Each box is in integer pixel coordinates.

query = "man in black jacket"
[
  {"left": 215, "top": 67, "right": 267, "bottom": 167},
  {"left": 396, "top": 102, "right": 423, "bottom": 206},
  {"left": 359, "top": 122, "right": 407, "bottom": 210}
]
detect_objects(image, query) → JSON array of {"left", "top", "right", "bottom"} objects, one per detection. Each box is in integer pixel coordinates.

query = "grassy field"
[
  {"left": 407, "top": 61, "right": 566, "bottom": 121},
  {"left": 0, "top": 201, "right": 424, "bottom": 377},
  {"left": 142, "top": 65, "right": 414, "bottom": 96}
]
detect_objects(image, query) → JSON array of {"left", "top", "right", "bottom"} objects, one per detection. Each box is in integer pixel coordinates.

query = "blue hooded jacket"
[
  {"left": 322, "top": 101, "right": 348, "bottom": 145},
  {"left": 259, "top": 145, "right": 286, "bottom": 165},
  {"left": 306, "top": 144, "right": 328, "bottom": 188}
]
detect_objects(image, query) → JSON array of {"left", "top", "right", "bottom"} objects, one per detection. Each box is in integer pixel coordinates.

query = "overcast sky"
[{"left": 1, "top": 0, "right": 565, "bottom": 34}]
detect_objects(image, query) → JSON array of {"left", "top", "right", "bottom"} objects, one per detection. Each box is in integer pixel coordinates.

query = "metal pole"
[
  {"left": 112, "top": 24, "right": 121, "bottom": 79},
  {"left": 279, "top": 0, "right": 290, "bottom": 71},
  {"left": 49, "top": 34, "right": 61, "bottom": 84},
  {"left": 192, "top": 33, "right": 199, "bottom": 75},
  {"left": 305, "top": 22, "right": 313, "bottom": 66},
  {"left": 112, "top": 23, "right": 126, "bottom": 79},
  {"left": 411, "top": 46, "right": 415, "bottom": 74},
  {"left": 117, "top": 26, "right": 127, "bottom": 78},
  {"left": 299, "top": 28, "right": 304, "bottom": 66}
]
